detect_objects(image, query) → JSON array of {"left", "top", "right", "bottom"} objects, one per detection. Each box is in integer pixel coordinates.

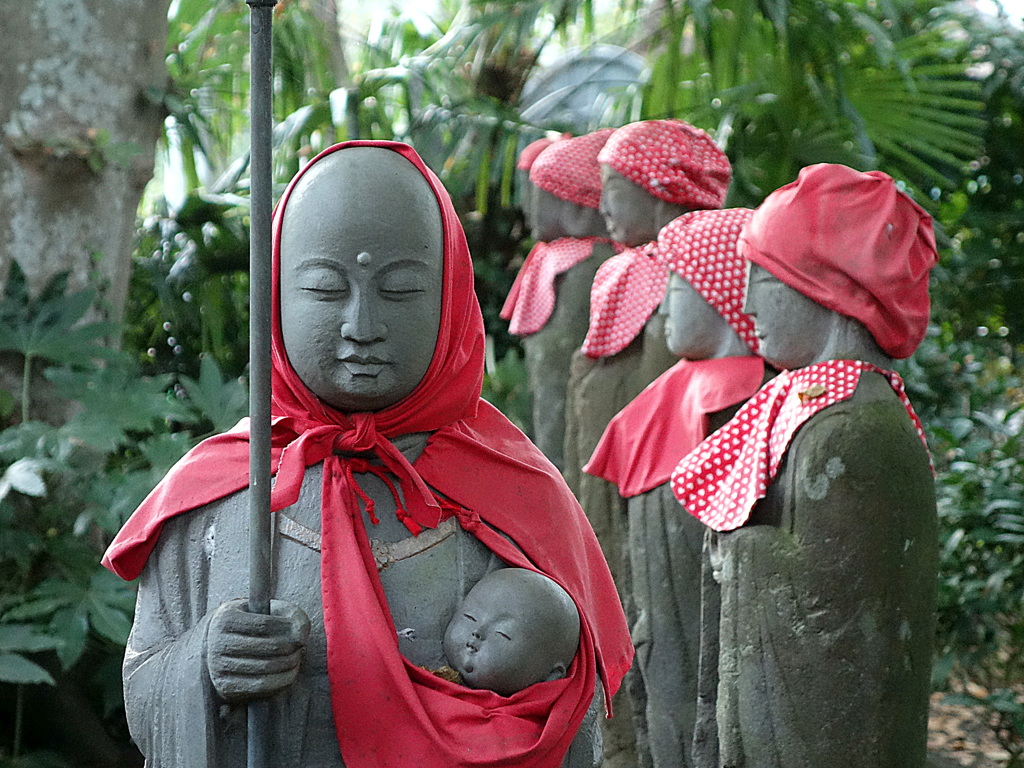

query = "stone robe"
[
  {"left": 693, "top": 374, "right": 937, "bottom": 768},
  {"left": 123, "top": 464, "right": 601, "bottom": 767}
]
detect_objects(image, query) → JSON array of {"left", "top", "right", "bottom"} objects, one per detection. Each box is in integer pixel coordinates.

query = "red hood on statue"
[{"left": 103, "top": 141, "right": 632, "bottom": 768}]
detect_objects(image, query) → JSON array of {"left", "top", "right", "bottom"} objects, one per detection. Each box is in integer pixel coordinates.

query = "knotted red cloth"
[
  {"left": 103, "top": 141, "right": 632, "bottom": 768},
  {"left": 584, "top": 207, "right": 763, "bottom": 494},
  {"left": 580, "top": 243, "right": 666, "bottom": 358},
  {"left": 530, "top": 129, "right": 615, "bottom": 210},
  {"left": 670, "top": 360, "right": 930, "bottom": 531},
  {"left": 739, "top": 163, "right": 937, "bottom": 359},
  {"left": 584, "top": 356, "right": 766, "bottom": 497},
  {"left": 597, "top": 119, "right": 731, "bottom": 209},
  {"left": 500, "top": 237, "right": 620, "bottom": 336}
]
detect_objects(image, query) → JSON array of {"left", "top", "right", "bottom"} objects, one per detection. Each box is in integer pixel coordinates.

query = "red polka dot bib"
[
  {"left": 501, "top": 237, "right": 619, "bottom": 337},
  {"left": 582, "top": 243, "right": 667, "bottom": 358},
  {"left": 670, "top": 360, "right": 930, "bottom": 531}
]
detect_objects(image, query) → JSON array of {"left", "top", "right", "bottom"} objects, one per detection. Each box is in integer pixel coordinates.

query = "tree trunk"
[
  {"left": 0, "top": 0, "right": 170, "bottom": 420},
  {"left": 0, "top": 0, "right": 170, "bottom": 318}
]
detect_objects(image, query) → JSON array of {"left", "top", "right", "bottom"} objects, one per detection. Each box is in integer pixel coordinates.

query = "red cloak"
[{"left": 103, "top": 141, "right": 632, "bottom": 768}]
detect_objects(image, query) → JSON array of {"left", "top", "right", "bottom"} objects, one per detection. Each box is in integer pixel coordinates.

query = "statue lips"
[{"left": 338, "top": 353, "right": 390, "bottom": 377}]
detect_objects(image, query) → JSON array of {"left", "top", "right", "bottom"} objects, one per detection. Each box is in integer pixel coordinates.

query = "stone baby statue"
[
  {"left": 102, "top": 141, "right": 632, "bottom": 768},
  {"left": 584, "top": 208, "right": 769, "bottom": 768},
  {"left": 671, "top": 163, "right": 938, "bottom": 768},
  {"left": 501, "top": 130, "right": 620, "bottom": 471},
  {"left": 443, "top": 568, "right": 581, "bottom": 696}
]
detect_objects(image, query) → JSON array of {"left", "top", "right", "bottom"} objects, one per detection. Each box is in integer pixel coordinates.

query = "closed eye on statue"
[
  {"left": 295, "top": 260, "right": 349, "bottom": 297},
  {"left": 463, "top": 614, "right": 477, "bottom": 622},
  {"left": 377, "top": 261, "right": 432, "bottom": 298},
  {"left": 496, "top": 631, "right": 511, "bottom": 641}
]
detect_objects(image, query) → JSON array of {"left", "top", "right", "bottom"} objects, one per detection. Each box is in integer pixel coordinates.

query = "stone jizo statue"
[
  {"left": 443, "top": 568, "right": 581, "bottom": 696},
  {"left": 103, "top": 141, "right": 632, "bottom": 768},
  {"left": 501, "top": 130, "right": 620, "bottom": 471},
  {"left": 564, "top": 118, "right": 732, "bottom": 768},
  {"left": 585, "top": 208, "right": 768, "bottom": 768},
  {"left": 671, "top": 163, "right": 939, "bottom": 768}
]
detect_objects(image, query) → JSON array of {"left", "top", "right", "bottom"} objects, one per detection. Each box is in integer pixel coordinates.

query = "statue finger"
[{"left": 210, "top": 649, "right": 303, "bottom": 677}]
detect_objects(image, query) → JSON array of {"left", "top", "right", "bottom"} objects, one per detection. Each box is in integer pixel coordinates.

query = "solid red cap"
[
  {"left": 530, "top": 129, "right": 615, "bottom": 210},
  {"left": 597, "top": 119, "right": 730, "bottom": 209},
  {"left": 739, "top": 163, "right": 938, "bottom": 359}
]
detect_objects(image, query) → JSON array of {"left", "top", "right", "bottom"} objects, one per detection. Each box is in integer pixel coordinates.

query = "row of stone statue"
[
  {"left": 501, "top": 121, "right": 938, "bottom": 768},
  {"left": 99, "top": 130, "right": 938, "bottom": 768}
]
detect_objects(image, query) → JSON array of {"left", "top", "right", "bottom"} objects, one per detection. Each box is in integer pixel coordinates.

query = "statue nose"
[{"left": 340, "top": 293, "right": 387, "bottom": 343}]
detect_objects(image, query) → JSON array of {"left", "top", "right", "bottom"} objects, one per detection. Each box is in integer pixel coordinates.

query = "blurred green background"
[{"left": 0, "top": 0, "right": 1022, "bottom": 764}]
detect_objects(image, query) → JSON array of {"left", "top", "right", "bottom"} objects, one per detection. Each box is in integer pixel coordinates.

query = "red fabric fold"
[
  {"left": 581, "top": 243, "right": 667, "bottom": 358},
  {"left": 739, "top": 164, "right": 937, "bottom": 359},
  {"left": 103, "top": 141, "right": 631, "bottom": 768},
  {"left": 501, "top": 237, "right": 619, "bottom": 337},
  {"left": 584, "top": 356, "right": 765, "bottom": 498},
  {"left": 670, "top": 360, "right": 930, "bottom": 531}
]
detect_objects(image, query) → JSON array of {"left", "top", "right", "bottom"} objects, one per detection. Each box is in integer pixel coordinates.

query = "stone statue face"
[
  {"left": 280, "top": 148, "right": 444, "bottom": 412},
  {"left": 443, "top": 569, "right": 579, "bottom": 697},
  {"left": 599, "top": 165, "right": 663, "bottom": 246},
  {"left": 743, "top": 262, "right": 835, "bottom": 369},
  {"left": 663, "top": 272, "right": 747, "bottom": 359},
  {"left": 530, "top": 188, "right": 607, "bottom": 242}
]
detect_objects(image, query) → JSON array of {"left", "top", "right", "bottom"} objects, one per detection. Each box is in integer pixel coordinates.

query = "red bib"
[
  {"left": 585, "top": 356, "right": 765, "bottom": 497},
  {"left": 501, "top": 237, "right": 619, "bottom": 336},
  {"left": 670, "top": 360, "right": 929, "bottom": 531}
]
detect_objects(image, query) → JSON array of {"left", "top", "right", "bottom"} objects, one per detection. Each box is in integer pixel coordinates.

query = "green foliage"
[
  {"left": 481, "top": 346, "right": 532, "bottom": 433},
  {"left": 0, "top": 271, "right": 246, "bottom": 759},
  {"left": 908, "top": 329, "right": 1024, "bottom": 758},
  {"left": 638, "top": 0, "right": 985, "bottom": 204}
]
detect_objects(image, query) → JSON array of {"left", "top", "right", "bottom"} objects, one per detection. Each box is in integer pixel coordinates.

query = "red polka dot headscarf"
[
  {"left": 597, "top": 119, "right": 731, "bottom": 210},
  {"left": 530, "top": 129, "right": 615, "bottom": 210},
  {"left": 670, "top": 360, "right": 930, "bottom": 531},
  {"left": 739, "top": 163, "right": 938, "bottom": 359},
  {"left": 659, "top": 208, "right": 759, "bottom": 354},
  {"left": 517, "top": 137, "right": 556, "bottom": 171}
]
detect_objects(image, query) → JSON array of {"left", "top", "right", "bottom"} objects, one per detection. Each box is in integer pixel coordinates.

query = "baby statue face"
[
  {"left": 279, "top": 148, "right": 444, "bottom": 412},
  {"left": 443, "top": 568, "right": 580, "bottom": 697}
]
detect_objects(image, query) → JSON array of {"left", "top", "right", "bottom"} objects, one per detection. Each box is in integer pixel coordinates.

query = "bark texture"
[{"left": 0, "top": 0, "right": 169, "bottom": 313}]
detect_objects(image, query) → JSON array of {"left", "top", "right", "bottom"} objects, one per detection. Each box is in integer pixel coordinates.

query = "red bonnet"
[
  {"left": 597, "top": 119, "right": 731, "bottom": 210},
  {"left": 530, "top": 129, "right": 615, "bottom": 210},
  {"left": 738, "top": 163, "right": 938, "bottom": 359}
]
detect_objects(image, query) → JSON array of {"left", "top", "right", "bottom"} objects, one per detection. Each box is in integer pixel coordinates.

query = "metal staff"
[{"left": 246, "top": 1, "right": 275, "bottom": 766}]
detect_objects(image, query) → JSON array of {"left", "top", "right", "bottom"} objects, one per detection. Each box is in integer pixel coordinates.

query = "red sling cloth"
[
  {"left": 584, "top": 356, "right": 766, "bottom": 497},
  {"left": 102, "top": 141, "right": 632, "bottom": 767},
  {"left": 670, "top": 360, "right": 930, "bottom": 531},
  {"left": 500, "top": 237, "right": 620, "bottom": 336}
]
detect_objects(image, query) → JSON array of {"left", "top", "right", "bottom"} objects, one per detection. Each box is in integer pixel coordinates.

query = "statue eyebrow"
[
  {"left": 376, "top": 259, "right": 434, "bottom": 277},
  {"left": 295, "top": 257, "right": 345, "bottom": 273}
]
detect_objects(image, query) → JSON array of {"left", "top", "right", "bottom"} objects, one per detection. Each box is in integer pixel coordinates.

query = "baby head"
[{"left": 443, "top": 568, "right": 581, "bottom": 696}]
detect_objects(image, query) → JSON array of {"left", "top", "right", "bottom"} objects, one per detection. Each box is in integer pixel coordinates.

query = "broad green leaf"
[
  {"left": 0, "top": 652, "right": 55, "bottom": 685},
  {"left": 0, "top": 624, "right": 63, "bottom": 653}
]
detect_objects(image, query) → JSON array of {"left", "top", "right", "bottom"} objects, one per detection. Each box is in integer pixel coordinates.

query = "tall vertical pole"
[{"left": 246, "top": 2, "right": 275, "bottom": 767}]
